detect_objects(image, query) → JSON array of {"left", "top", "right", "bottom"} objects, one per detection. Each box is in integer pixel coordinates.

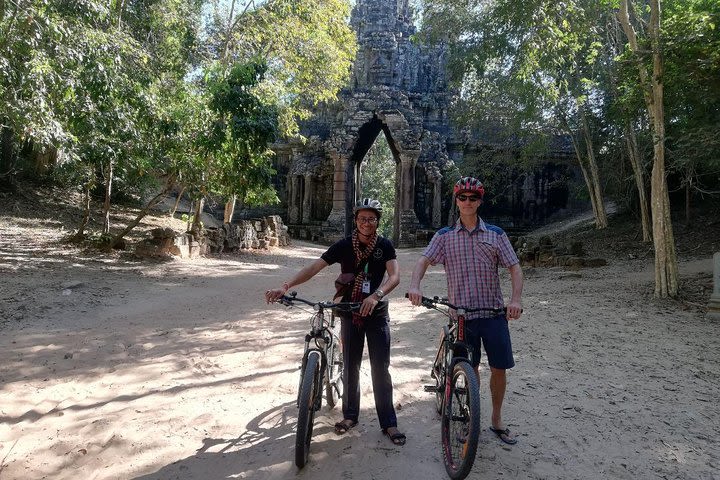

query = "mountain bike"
[
  {"left": 416, "top": 295, "right": 505, "bottom": 480},
  {"left": 277, "top": 292, "right": 360, "bottom": 469}
]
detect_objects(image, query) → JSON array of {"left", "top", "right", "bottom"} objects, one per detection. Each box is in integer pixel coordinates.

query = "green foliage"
[
  {"left": 416, "top": 0, "right": 720, "bottom": 212},
  {"left": 2, "top": 0, "right": 356, "bottom": 238},
  {"left": 662, "top": 0, "right": 720, "bottom": 181},
  {"left": 360, "top": 136, "right": 396, "bottom": 238},
  {"left": 416, "top": 0, "right": 612, "bottom": 172},
  {"left": 200, "top": 59, "right": 280, "bottom": 205},
  {"left": 205, "top": 0, "right": 357, "bottom": 137}
]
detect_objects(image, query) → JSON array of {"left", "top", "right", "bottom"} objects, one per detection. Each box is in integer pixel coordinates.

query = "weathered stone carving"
[
  {"left": 514, "top": 236, "right": 608, "bottom": 269},
  {"left": 136, "top": 216, "right": 290, "bottom": 259},
  {"left": 267, "top": 0, "right": 454, "bottom": 247},
  {"left": 262, "top": 0, "right": 579, "bottom": 247}
]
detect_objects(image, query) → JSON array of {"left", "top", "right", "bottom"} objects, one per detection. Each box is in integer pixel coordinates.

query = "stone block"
[
  {"left": 151, "top": 227, "right": 176, "bottom": 239},
  {"left": 585, "top": 258, "right": 608, "bottom": 267},
  {"left": 565, "top": 257, "right": 585, "bottom": 269},
  {"left": 569, "top": 241, "right": 585, "bottom": 256},
  {"left": 539, "top": 235, "right": 553, "bottom": 246}
]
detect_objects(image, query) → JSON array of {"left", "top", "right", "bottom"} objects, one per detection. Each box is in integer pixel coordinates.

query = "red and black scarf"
[{"left": 350, "top": 229, "right": 378, "bottom": 326}]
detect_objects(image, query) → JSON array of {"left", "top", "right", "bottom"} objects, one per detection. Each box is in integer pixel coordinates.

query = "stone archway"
[
  {"left": 272, "top": 0, "right": 457, "bottom": 247},
  {"left": 254, "top": 0, "right": 580, "bottom": 245},
  {"left": 322, "top": 109, "right": 421, "bottom": 246},
  {"left": 344, "top": 115, "right": 420, "bottom": 245}
]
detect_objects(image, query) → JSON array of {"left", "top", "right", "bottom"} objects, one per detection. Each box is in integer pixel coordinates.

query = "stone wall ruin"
[{"left": 250, "top": 0, "right": 581, "bottom": 247}]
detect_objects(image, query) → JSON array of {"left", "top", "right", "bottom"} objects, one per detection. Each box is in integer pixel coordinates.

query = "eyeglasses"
[
  {"left": 357, "top": 217, "right": 378, "bottom": 224},
  {"left": 457, "top": 194, "right": 480, "bottom": 202}
]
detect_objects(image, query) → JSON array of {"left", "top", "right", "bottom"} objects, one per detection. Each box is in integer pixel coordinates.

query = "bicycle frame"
[
  {"left": 424, "top": 295, "right": 504, "bottom": 399},
  {"left": 277, "top": 292, "right": 359, "bottom": 469},
  {"left": 296, "top": 307, "right": 336, "bottom": 408},
  {"left": 418, "top": 295, "right": 504, "bottom": 480}
]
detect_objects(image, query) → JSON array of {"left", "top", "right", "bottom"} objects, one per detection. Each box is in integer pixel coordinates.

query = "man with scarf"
[{"left": 264, "top": 198, "right": 405, "bottom": 446}]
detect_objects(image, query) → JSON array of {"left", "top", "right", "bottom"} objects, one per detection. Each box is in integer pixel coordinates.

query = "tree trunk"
[
  {"left": 579, "top": 109, "right": 608, "bottom": 228},
  {"left": 618, "top": 0, "right": 678, "bottom": 297},
  {"left": 222, "top": 0, "right": 238, "bottom": 62},
  {"left": 0, "top": 1, "right": 21, "bottom": 52},
  {"left": 564, "top": 118, "right": 601, "bottom": 227},
  {"left": 102, "top": 159, "right": 113, "bottom": 234},
  {"left": 224, "top": 194, "right": 236, "bottom": 223},
  {"left": 170, "top": 186, "right": 185, "bottom": 217},
  {"left": 186, "top": 200, "right": 194, "bottom": 231},
  {"left": 1, "top": 125, "right": 15, "bottom": 179},
  {"left": 71, "top": 183, "right": 92, "bottom": 242},
  {"left": 608, "top": 16, "right": 652, "bottom": 242},
  {"left": 110, "top": 176, "right": 176, "bottom": 248},
  {"left": 578, "top": 158, "right": 598, "bottom": 222},
  {"left": 192, "top": 197, "right": 205, "bottom": 232},
  {"left": 624, "top": 123, "right": 652, "bottom": 241},
  {"left": 115, "top": 0, "right": 126, "bottom": 26},
  {"left": 648, "top": 0, "right": 678, "bottom": 298}
]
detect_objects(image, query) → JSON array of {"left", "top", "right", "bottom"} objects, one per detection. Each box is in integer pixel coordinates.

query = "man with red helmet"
[{"left": 407, "top": 176, "right": 524, "bottom": 445}]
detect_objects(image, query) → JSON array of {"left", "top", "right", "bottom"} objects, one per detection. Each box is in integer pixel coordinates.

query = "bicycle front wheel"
[
  {"left": 295, "top": 352, "right": 321, "bottom": 469},
  {"left": 432, "top": 340, "right": 447, "bottom": 414},
  {"left": 441, "top": 361, "right": 480, "bottom": 480}
]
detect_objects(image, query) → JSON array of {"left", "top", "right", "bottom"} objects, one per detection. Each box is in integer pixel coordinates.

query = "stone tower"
[
  {"left": 275, "top": 0, "right": 457, "bottom": 247},
  {"left": 266, "top": 0, "right": 578, "bottom": 246}
]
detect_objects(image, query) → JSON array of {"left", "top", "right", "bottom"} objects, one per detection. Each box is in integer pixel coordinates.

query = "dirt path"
[{"left": 1, "top": 236, "right": 719, "bottom": 480}]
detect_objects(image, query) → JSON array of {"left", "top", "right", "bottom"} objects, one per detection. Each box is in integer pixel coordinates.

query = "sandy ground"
[{"left": 1, "top": 226, "right": 719, "bottom": 480}]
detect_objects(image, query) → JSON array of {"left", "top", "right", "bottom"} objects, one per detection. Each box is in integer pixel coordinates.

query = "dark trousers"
[{"left": 340, "top": 312, "right": 397, "bottom": 430}]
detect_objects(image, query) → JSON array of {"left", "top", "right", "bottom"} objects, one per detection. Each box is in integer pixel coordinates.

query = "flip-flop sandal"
[
  {"left": 334, "top": 420, "right": 357, "bottom": 435},
  {"left": 383, "top": 429, "right": 406, "bottom": 446},
  {"left": 489, "top": 427, "right": 517, "bottom": 445}
]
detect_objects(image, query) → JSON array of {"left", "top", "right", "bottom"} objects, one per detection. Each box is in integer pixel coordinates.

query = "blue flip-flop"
[{"left": 489, "top": 427, "right": 517, "bottom": 445}]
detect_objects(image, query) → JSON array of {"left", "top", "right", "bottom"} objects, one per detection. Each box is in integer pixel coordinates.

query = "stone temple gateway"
[{"left": 260, "top": 0, "right": 578, "bottom": 247}]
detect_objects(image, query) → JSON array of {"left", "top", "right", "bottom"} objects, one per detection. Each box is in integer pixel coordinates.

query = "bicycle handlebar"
[
  {"left": 405, "top": 293, "right": 506, "bottom": 315},
  {"left": 279, "top": 292, "right": 361, "bottom": 312}
]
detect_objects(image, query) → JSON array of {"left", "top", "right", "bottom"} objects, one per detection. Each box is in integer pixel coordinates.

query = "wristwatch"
[{"left": 374, "top": 289, "right": 385, "bottom": 300}]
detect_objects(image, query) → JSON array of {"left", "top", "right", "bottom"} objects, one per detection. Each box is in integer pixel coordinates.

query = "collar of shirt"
[{"left": 454, "top": 215, "right": 487, "bottom": 234}]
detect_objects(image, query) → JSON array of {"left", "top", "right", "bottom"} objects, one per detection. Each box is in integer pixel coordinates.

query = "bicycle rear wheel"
[
  {"left": 325, "top": 337, "right": 343, "bottom": 408},
  {"left": 441, "top": 361, "right": 480, "bottom": 480},
  {"left": 295, "top": 352, "right": 321, "bottom": 468}
]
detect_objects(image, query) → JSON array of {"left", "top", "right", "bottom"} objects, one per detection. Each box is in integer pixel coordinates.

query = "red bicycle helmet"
[{"left": 453, "top": 176, "right": 485, "bottom": 198}]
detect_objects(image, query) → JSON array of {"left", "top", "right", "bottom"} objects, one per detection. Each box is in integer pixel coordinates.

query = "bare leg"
[
  {"left": 489, "top": 367, "right": 507, "bottom": 429},
  {"left": 472, "top": 366, "right": 506, "bottom": 423}
]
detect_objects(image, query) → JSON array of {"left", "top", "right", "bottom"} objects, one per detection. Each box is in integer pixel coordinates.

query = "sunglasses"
[
  {"left": 357, "top": 217, "right": 378, "bottom": 224},
  {"left": 457, "top": 194, "right": 480, "bottom": 202}
]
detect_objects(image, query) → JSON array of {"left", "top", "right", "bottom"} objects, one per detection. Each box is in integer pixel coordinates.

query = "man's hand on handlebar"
[
  {"left": 265, "top": 286, "right": 287, "bottom": 304},
  {"left": 406, "top": 287, "right": 423, "bottom": 306},
  {"left": 506, "top": 300, "right": 522, "bottom": 320},
  {"left": 359, "top": 295, "right": 378, "bottom": 317}
]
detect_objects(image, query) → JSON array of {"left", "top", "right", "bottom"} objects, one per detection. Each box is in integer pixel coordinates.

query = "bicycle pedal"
[{"left": 423, "top": 385, "right": 440, "bottom": 393}]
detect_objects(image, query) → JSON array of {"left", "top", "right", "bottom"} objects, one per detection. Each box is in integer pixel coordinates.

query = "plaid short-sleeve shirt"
[{"left": 423, "top": 216, "right": 519, "bottom": 319}]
